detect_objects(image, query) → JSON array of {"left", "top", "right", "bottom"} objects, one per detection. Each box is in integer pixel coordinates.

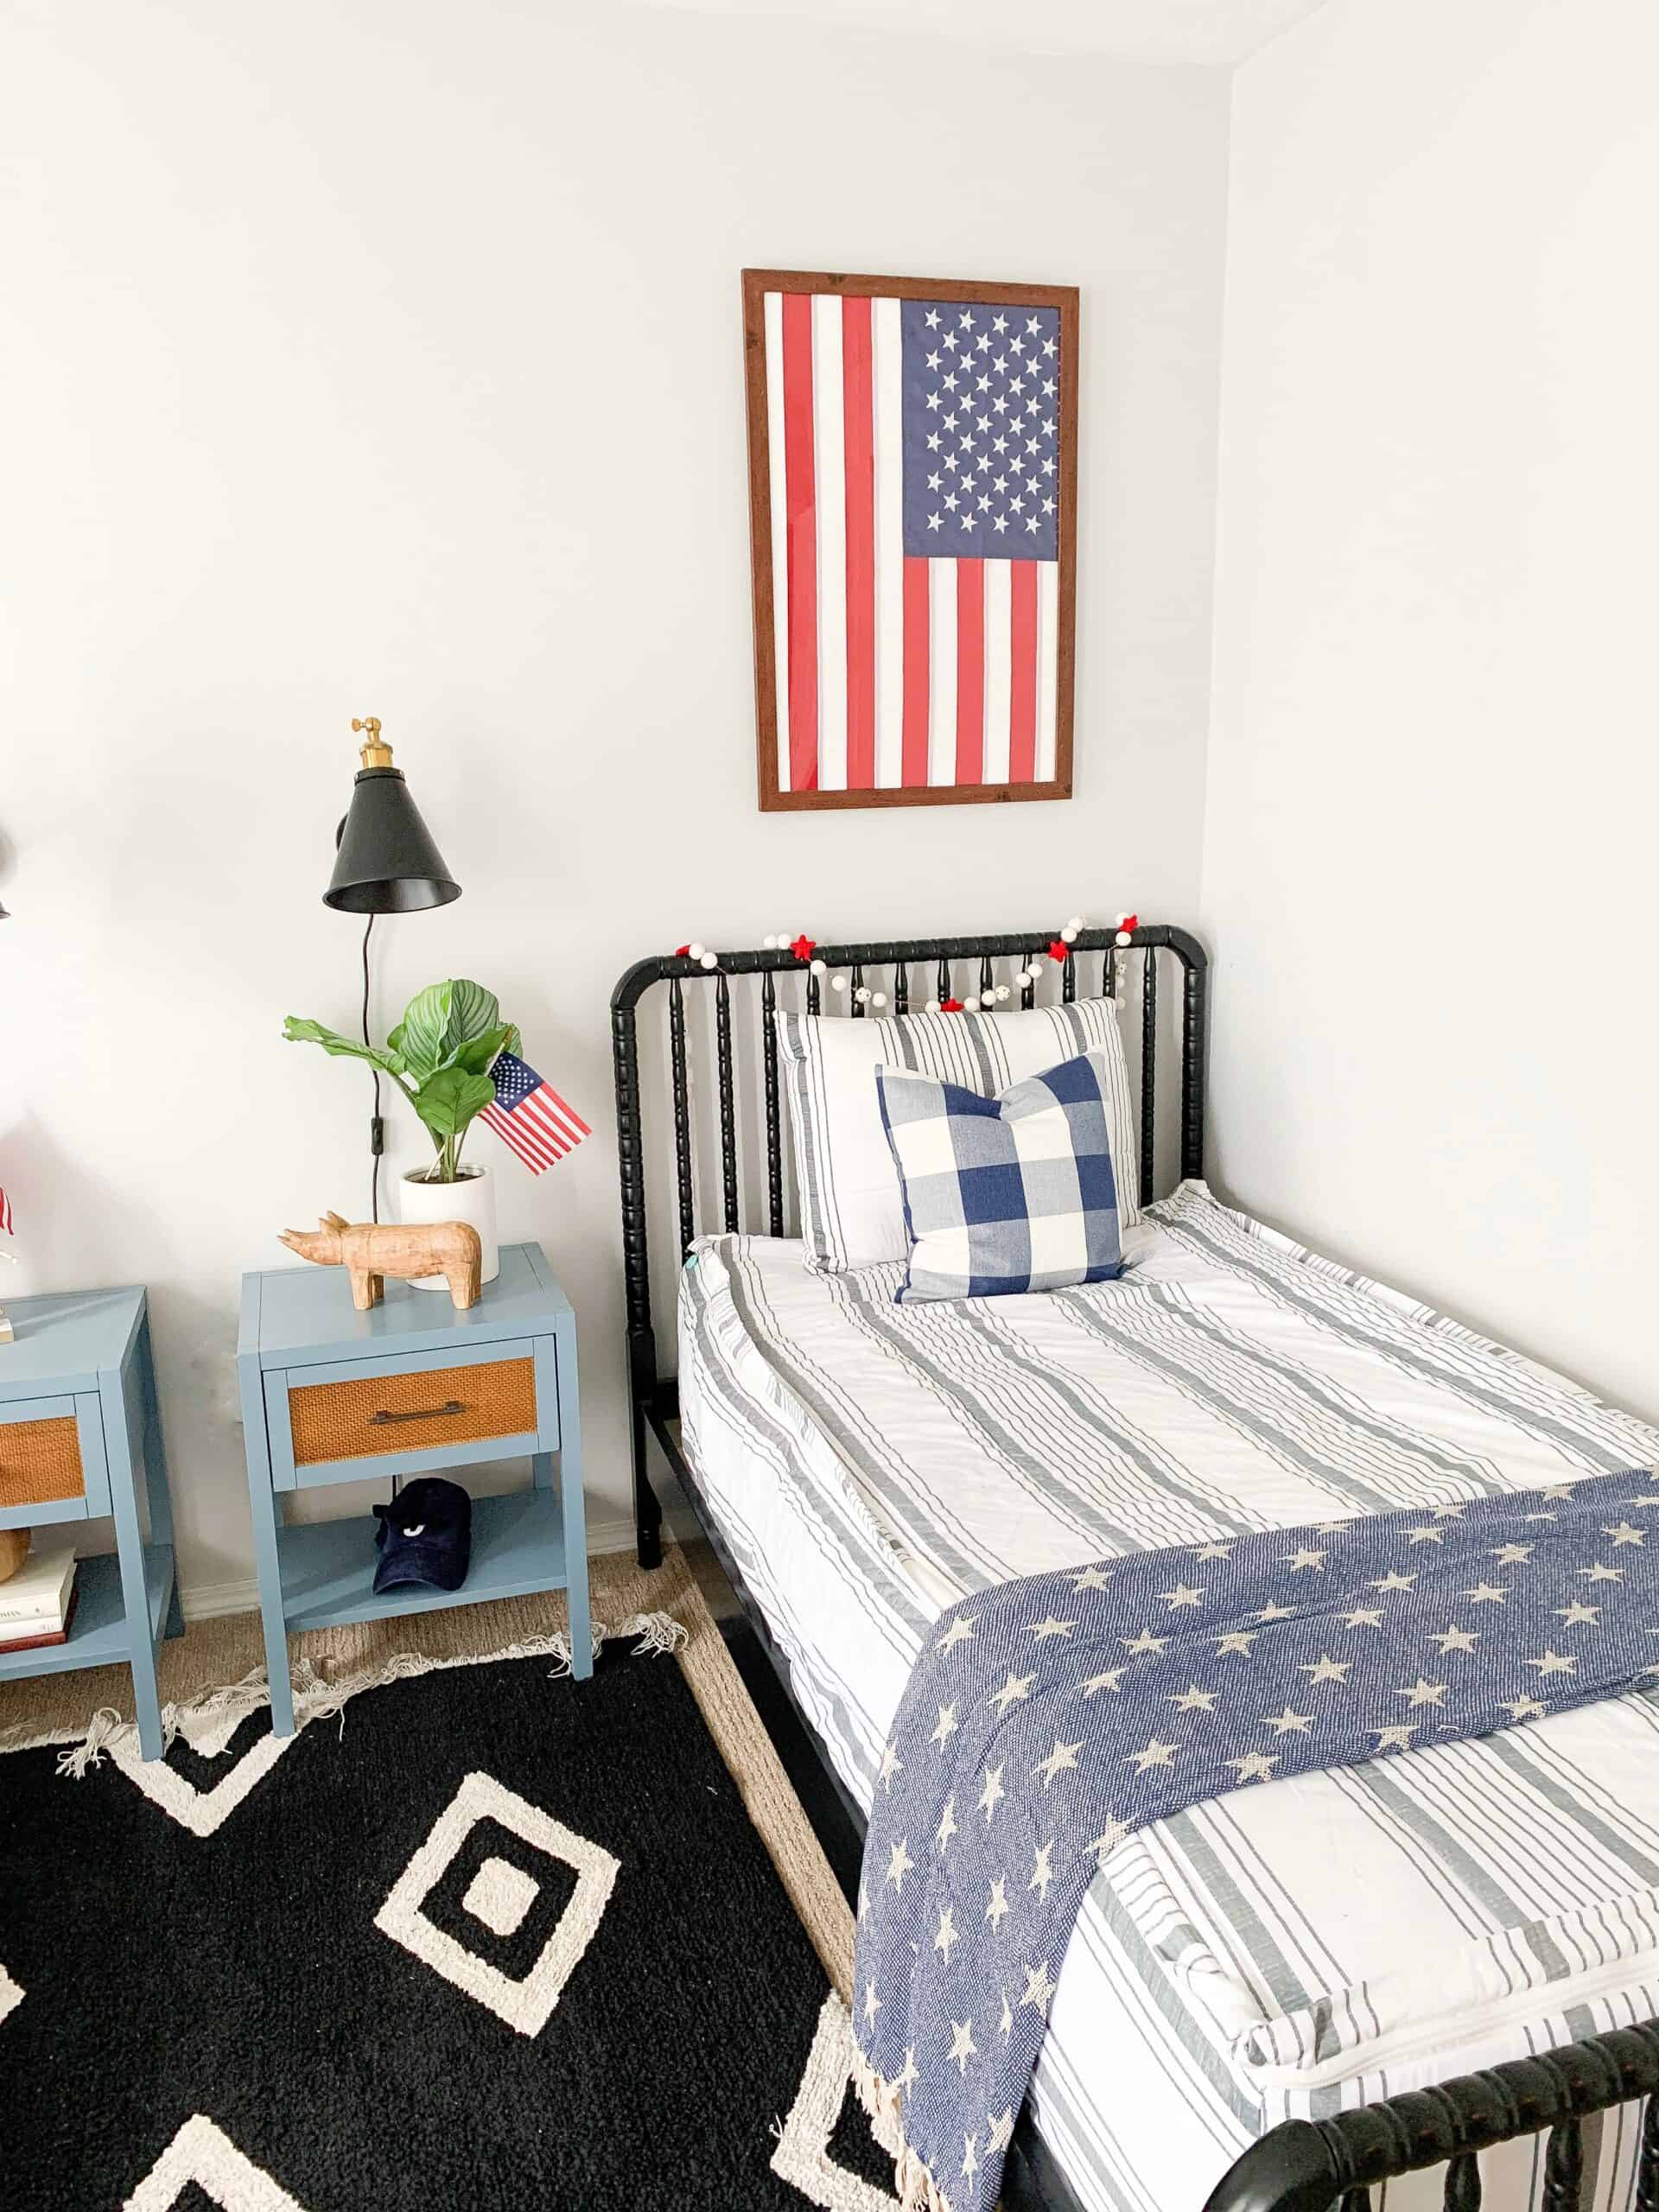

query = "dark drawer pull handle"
[{"left": 369, "top": 1400, "right": 464, "bottom": 1427}]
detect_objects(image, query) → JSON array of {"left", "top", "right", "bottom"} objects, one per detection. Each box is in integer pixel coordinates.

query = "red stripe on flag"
[
  {"left": 842, "top": 299, "right": 876, "bottom": 791},
  {"left": 1009, "top": 561, "right": 1038, "bottom": 783},
  {"left": 543, "top": 1086, "right": 590, "bottom": 1139},
  {"left": 781, "top": 294, "right": 818, "bottom": 795},
  {"left": 480, "top": 1103, "right": 554, "bottom": 1172},
  {"left": 956, "top": 559, "right": 985, "bottom": 785},
  {"left": 901, "top": 556, "right": 931, "bottom": 786},
  {"left": 521, "top": 1097, "right": 579, "bottom": 1154}
]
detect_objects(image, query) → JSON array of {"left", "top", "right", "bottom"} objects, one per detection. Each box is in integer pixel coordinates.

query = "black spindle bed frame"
[{"left": 609, "top": 920, "right": 1659, "bottom": 2212}]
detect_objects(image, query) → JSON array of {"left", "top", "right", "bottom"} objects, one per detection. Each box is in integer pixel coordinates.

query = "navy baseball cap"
[{"left": 372, "top": 1478, "right": 473, "bottom": 1595}]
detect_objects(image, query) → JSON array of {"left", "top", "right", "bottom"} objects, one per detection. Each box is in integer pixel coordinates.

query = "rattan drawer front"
[
  {"left": 287, "top": 1357, "right": 537, "bottom": 1467},
  {"left": 0, "top": 1415, "right": 86, "bottom": 1509}
]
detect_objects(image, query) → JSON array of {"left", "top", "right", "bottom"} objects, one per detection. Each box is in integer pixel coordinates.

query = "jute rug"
[{"left": 0, "top": 1545, "right": 898, "bottom": 2211}]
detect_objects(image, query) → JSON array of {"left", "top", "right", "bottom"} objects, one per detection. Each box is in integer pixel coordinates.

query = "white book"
[
  {"left": 0, "top": 1606, "right": 68, "bottom": 1643},
  {"left": 0, "top": 1541, "right": 78, "bottom": 1625}
]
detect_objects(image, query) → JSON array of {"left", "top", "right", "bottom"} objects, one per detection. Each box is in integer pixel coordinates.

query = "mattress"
[{"left": 677, "top": 1182, "right": 1659, "bottom": 2212}]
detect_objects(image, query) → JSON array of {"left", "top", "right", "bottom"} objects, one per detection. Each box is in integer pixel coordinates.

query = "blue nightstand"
[
  {"left": 0, "top": 1285, "right": 181, "bottom": 1760},
  {"left": 236, "top": 1241, "right": 590, "bottom": 1736}
]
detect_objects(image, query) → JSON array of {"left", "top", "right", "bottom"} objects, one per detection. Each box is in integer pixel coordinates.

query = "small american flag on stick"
[{"left": 480, "top": 1053, "right": 590, "bottom": 1176}]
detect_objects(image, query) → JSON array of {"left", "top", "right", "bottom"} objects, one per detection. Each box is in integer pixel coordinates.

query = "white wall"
[
  {"left": 1, "top": 1, "right": 1230, "bottom": 1602},
  {"left": 1205, "top": 0, "right": 1659, "bottom": 1421}
]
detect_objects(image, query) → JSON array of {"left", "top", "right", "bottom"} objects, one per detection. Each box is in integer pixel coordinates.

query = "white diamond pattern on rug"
[
  {"left": 375, "top": 1769, "right": 620, "bottom": 2037},
  {"left": 462, "top": 1853, "right": 540, "bottom": 1938},
  {"left": 0, "top": 1961, "right": 23, "bottom": 2030},
  {"left": 107, "top": 1724, "right": 295, "bottom": 1839},
  {"left": 124, "top": 2114, "right": 308, "bottom": 2210},
  {"left": 772, "top": 1993, "right": 902, "bottom": 2211}
]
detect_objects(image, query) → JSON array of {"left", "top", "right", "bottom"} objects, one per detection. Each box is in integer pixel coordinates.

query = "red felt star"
[
  {"left": 1117, "top": 912, "right": 1138, "bottom": 933},
  {"left": 1046, "top": 939, "right": 1070, "bottom": 963},
  {"left": 788, "top": 933, "right": 816, "bottom": 963},
  {"left": 674, "top": 944, "right": 692, "bottom": 957},
  {"left": 941, "top": 996, "right": 965, "bottom": 1013}
]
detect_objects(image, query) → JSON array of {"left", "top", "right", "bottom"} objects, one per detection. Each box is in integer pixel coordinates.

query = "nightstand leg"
[
  {"left": 101, "top": 1370, "right": 167, "bottom": 1761},
  {"left": 555, "top": 1325, "right": 592, "bottom": 1681},
  {"left": 139, "top": 1320, "right": 184, "bottom": 1641},
  {"left": 247, "top": 1483, "right": 296, "bottom": 1736}
]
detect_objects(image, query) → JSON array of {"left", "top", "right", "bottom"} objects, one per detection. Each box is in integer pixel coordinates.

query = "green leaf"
[
  {"left": 410, "top": 1065, "right": 496, "bottom": 1142},
  {"left": 453, "top": 1023, "right": 514, "bottom": 1077},
  {"left": 442, "top": 980, "right": 502, "bottom": 1058},
  {"left": 397, "top": 982, "right": 454, "bottom": 1081},
  {"left": 283, "top": 1017, "right": 405, "bottom": 1079}
]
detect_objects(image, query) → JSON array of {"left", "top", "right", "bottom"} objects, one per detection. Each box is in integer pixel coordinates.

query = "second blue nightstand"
[
  {"left": 236, "top": 1241, "right": 590, "bottom": 1736},
  {"left": 0, "top": 1284, "right": 181, "bottom": 1759}
]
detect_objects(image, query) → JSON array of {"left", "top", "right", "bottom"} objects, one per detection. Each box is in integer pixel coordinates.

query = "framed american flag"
[{"left": 743, "top": 268, "right": 1079, "bottom": 812}]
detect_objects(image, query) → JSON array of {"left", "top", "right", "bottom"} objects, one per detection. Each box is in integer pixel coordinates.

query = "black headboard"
[{"left": 609, "top": 921, "right": 1207, "bottom": 1567}]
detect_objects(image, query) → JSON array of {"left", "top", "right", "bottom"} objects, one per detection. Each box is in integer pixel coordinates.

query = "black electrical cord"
[{"left": 361, "top": 913, "right": 381, "bottom": 1223}]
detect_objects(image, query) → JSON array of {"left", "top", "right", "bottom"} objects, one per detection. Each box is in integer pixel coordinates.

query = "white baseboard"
[{"left": 178, "top": 1508, "right": 703, "bottom": 1623}]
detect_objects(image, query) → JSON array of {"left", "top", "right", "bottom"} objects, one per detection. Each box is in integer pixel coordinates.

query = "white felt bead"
[
  {"left": 995, "top": 984, "right": 1011, "bottom": 1001},
  {"left": 700, "top": 951, "right": 718, "bottom": 969},
  {"left": 1115, "top": 930, "right": 1132, "bottom": 948},
  {"left": 871, "top": 991, "right": 887, "bottom": 1008},
  {"left": 761, "top": 933, "right": 777, "bottom": 950},
  {"left": 687, "top": 942, "right": 705, "bottom": 962},
  {"left": 855, "top": 986, "right": 872, "bottom": 1003},
  {"left": 926, "top": 999, "right": 941, "bottom": 1014},
  {"left": 1060, "top": 925, "right": 1078, "bottom": 944},
  {"left": 830, "top": 974, "right": 847, "bottom": 992},
  {"left": 1066, "top": 914, "right": 1083, "bottom": 931},
  {"left": 810, "top": 957, "right": 827, "bottom": 975}
]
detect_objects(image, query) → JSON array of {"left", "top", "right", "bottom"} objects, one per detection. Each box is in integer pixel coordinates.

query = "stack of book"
[{"left": 0, "top": 1541, "right": 80, "bottom": 1653}]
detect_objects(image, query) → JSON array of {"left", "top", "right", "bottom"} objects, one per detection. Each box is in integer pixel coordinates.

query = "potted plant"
[{"left": 283, "top": 980, "right": 516, "bottom": 1287}]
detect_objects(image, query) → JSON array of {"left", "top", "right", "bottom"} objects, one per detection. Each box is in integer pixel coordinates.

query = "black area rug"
[{"left": 0, "top": 1643, "right": 898, "bottom": 2210}]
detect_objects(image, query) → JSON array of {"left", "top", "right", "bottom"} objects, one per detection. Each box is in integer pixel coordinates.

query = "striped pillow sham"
[{"left": 775, "top": 998, "right": 1139, "bottom": 1273}]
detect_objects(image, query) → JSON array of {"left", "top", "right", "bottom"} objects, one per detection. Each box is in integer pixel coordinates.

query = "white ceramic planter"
[{"left": 399, "top": 1162, "right": 499, "bottom": 1288}]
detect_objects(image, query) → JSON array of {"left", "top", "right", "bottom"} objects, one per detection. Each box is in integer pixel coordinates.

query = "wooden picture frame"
[{"left": 742, "top": 267, "right": 1079, "bottom": 813}]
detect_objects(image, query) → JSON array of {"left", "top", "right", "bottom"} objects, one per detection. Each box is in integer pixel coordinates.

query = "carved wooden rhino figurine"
[{"left": 278, "top": 1212, "right": 483, "bottom": 1311}]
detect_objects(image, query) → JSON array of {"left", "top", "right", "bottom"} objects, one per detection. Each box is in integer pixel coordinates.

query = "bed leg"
[{"left": 632, "top": 1395, "right": 664, "bottom": 1569}]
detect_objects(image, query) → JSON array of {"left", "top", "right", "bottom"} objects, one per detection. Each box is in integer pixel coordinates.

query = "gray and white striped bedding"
[{"left": 677, "top": 1182, "right": 1659, "bottom": 2212}]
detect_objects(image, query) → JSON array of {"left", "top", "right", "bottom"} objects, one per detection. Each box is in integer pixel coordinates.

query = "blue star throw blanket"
[{"left": 851, "top": 1471, "right": 1659, "bottom": 2212}]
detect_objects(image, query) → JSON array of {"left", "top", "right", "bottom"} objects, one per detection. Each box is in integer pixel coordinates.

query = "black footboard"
[{"left": 1205, "top": 2023, "right": 1659, "bottom": 2212}]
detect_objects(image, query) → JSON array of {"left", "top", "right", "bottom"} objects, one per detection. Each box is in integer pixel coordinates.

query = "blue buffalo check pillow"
[{"left": 875, "top": 1048, "right": 1125, "bottom": 1303}]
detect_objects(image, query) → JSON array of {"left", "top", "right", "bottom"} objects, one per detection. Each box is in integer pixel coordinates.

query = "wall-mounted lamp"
[
  {"left": 324, "top": 718, "right": 461, "bottom": 913},
  {"left": 321, "top": 718, "right": 461, "bottom": 1219}
]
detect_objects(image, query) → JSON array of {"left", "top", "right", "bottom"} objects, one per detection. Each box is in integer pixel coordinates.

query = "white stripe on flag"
[
  {"left": 481, "top": 1104, "right": 554, "bottom": 1171},
  {"left": 1036, "top": 560, "right": 1059, "bottom": 781},
  {"left": 927, "top": 558, "right": 957, "bottom": 786},
  {"left": 811, "top": 293, "right": 847, "bottom": 793},
  {"left": 764, "top": 292, "right": 790, "bottom": 793},
  {"left": 982, "top": 558, "right": 1012, "bottom": 785},
  {"left": 523, "top": 1095, "right": 582, "bottom": 1152},
  {"left": 872, "top": 297, "right": 905, "bottom": 788}
]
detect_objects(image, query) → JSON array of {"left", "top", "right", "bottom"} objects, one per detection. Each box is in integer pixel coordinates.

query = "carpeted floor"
[{"left": 0, "top": 1545, "right": 895, "bottom": 2211}]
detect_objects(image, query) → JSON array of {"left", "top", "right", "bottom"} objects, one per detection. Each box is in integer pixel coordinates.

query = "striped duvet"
[{"left": 677, "top": 1183, "right": 1659, "bottom": 2212}]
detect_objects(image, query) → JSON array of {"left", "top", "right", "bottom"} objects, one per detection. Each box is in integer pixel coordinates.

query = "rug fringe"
[
  {"left": 45, "top": 1610, "right": 692, "bottom": 1777},
  {"left": 54, "top": 1707, "right": 124, "bottom": 1780}
]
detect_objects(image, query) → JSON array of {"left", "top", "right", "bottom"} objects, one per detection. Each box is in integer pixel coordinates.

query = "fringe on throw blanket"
[
  {"left": 39, "top": 1610, "right": 690, "bottom": 1780},
  {"left": 849, "top": 2041, "right": 950, "bottom": 2212}
]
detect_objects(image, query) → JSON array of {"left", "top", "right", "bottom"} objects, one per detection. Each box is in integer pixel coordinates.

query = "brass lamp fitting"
[{"left": 352, "top": 715, "right": 394, "bottom": 770}]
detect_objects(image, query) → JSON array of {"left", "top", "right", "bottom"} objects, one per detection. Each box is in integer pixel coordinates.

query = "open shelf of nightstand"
[
  {"left": 277, "top": 1489, "right": 569, "bottom": 1634},
  {"left": 0, "top": 1543, "right": 175, "bottom": 1682}
]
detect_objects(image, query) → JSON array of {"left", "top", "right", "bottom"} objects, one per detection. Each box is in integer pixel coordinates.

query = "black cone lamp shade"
[{"left": 323, "top": 718, "right": 461, "bottom": 913}]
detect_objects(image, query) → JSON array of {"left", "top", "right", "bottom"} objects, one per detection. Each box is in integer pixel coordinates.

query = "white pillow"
[{"left": 776, "top": 999, "right": 1141, "bottom": 1272}]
